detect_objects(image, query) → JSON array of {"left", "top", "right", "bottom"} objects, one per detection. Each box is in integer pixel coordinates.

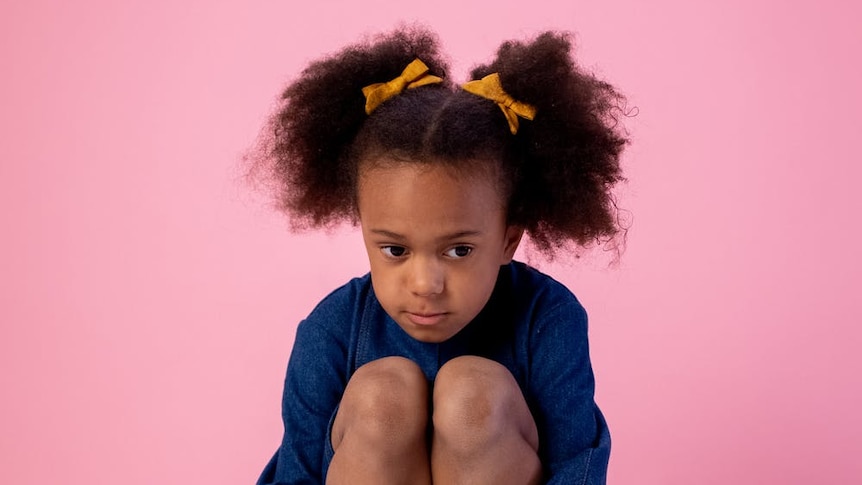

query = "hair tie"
[
  {"left": 462, "top": 73, "right": 537, "bottom": 134},
  {"left": 362, "top": 59, "right": 443, "bottom": 114}
]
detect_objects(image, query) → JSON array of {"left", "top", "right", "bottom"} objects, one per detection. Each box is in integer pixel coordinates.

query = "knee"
[
  {"left": 334, "top": 357, "right": 429, "bottom": 446},
  {"left": 432, "top": 356, "right": 523, "bottom": 450}
]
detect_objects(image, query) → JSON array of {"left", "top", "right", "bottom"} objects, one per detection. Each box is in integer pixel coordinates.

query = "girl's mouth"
[{"left": 406, "top": 312, "right": 447, "bottom": 326}]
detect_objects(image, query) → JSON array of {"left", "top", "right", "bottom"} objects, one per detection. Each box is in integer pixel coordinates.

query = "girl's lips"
[{"left": 406, "top": 312, "right": 447, "bottom": 326}]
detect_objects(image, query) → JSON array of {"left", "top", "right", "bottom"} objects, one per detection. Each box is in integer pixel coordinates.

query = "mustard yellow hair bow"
[
  {"left": 462, "top": 73, "right": 537, "bottom": 134},
  {"left": 362, "top": 59, "right": 443, "bottom": 114}
]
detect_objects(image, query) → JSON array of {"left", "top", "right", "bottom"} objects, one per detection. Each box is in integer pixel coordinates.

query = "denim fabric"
[{"left": 256, "top": 261, "right": 610, "bottom": 484}]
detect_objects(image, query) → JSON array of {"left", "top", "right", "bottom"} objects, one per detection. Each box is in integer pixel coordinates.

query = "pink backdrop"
[{"left": 2, "top": 0, "right": 860, "bottom": 483}]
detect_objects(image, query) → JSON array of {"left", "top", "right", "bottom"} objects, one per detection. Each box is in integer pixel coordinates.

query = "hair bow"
[
  {"left": 462, "top": 73, "right": 537, "bottom": 134},
  {"left": 362, "top": 59, "right": 443, "bottom": 114}
]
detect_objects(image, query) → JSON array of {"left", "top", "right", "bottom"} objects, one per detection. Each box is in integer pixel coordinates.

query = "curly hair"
[{"left": 247, "top": 26, "right": 629, "bottom": 257}]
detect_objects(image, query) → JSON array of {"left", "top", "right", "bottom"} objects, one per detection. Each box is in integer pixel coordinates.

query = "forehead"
[{"left": 357, "top": 161, "right": 505, "bottom": 234}]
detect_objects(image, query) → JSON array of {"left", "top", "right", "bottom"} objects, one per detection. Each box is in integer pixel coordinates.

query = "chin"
[{"left": 402, "top": 325, "right": 462, "bottom": 344}]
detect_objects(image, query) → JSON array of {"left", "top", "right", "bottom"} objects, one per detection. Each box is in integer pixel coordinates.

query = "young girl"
[{"left": 252, "top": 26, "right": 627, "bottom": 485}]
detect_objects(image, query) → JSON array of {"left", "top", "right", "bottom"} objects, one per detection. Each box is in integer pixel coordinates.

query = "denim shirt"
[{"left": 257, "top": 261, "right": 610, "bottom": 484}]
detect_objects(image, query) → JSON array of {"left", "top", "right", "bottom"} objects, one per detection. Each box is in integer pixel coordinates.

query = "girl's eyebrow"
[
  {"left": 370, "top": 229, "right": 483, "bottom": 241},
  {"left": 370, "top": 229, "right": 407, "bottom": 241},
  {"left": 439, "top": 230, "right": 483, "bottom": 240}
]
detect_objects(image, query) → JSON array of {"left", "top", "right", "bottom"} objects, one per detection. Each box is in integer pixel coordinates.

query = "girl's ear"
[{"left": 501, "top": 225, "right": 525, "bottom": 264}]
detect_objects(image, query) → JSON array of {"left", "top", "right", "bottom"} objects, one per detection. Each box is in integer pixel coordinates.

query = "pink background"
[{"left": 2, "top": 0, "right": 860, "bottom": 483}]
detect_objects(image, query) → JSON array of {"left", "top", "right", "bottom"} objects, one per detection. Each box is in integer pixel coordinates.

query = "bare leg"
[
  {"left": 431, "top": 356, "right": 541, "bottom": 485},
  {"left": 326, "top": 357, "right": 432, "bottom": 485}
]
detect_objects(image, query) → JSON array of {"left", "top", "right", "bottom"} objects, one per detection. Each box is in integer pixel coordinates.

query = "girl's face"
[{"left": 357, "top": 159, "right": 522, "bottom": 343}]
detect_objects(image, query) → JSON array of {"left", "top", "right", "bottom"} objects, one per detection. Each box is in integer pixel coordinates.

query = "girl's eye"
[
  {"left": 445, "top": 246, "right": 473, "bottom": 258},
  {"left": 381, "top": 246, "right": 407, "bottom": 258}
]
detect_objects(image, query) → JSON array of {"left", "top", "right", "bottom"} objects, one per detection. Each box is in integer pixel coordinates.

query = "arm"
[
  {"left": 529, "top": 301, "right": 611, "bottom": 485},
  {"left": 257, "top": 317, "right": 348, "bottom": 485}
]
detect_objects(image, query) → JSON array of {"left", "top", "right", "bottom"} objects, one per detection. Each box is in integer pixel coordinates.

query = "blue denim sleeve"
[
  {"left": 256, "top": 308, "right": 350, "bottom": 484},
  {"left": 529, "top": 301, "right": 611, "bottom": 485}
]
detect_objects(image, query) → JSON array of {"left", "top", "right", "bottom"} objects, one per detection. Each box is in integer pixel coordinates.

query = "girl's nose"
[{"left": 408, "top": 257, "right": 444, "bottom": 296}]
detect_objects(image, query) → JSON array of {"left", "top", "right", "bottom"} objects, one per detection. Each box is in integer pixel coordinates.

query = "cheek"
[
  {"left": 452, "top": 265, "right": 496, "bottom": 301},
  {"left": 369, "top": 269, "right": 395, "bottom": 309},
  {"left": 367, "top": 260, "right": 399, "bottom": 297}
]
